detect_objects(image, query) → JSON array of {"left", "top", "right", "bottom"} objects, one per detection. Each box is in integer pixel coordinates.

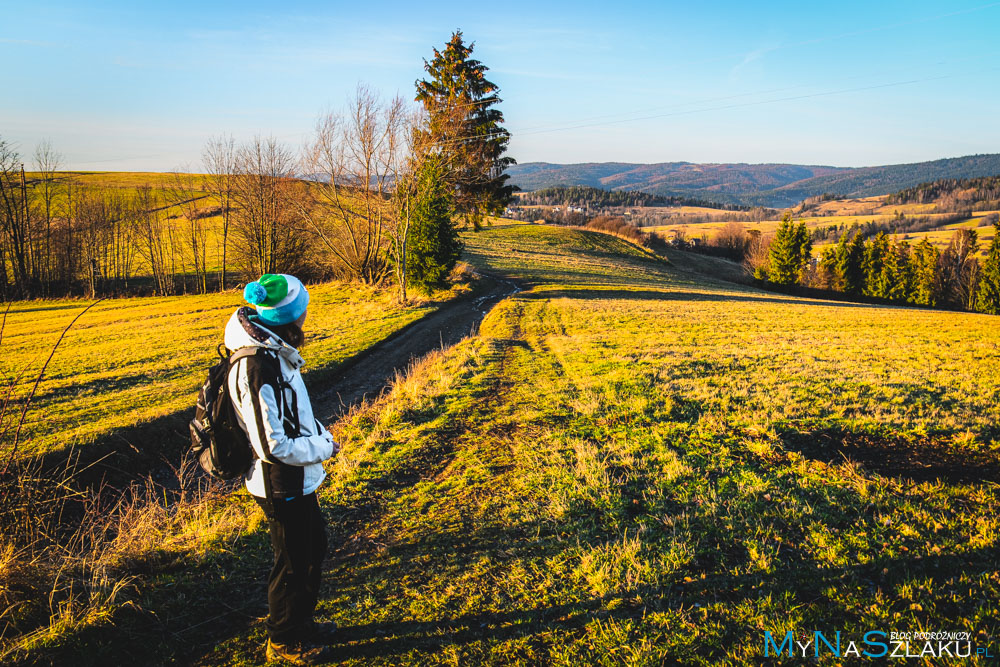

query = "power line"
[{"left": 429, "top": 65, "right": 996, "bottom": 149}]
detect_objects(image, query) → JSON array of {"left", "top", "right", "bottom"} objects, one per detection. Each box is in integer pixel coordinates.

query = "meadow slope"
[
  {"left": 4, "top": 284, "right": 443, "bottom": 460},
  {"left": 200, "top": 224, "right": 1000, "bottom": 665}
]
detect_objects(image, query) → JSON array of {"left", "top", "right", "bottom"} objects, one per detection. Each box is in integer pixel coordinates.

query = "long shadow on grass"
[
  {"left": 10, "top": 524, "right": 275, "bottom": 667},
  {"left": 307, "top": 520, "right": 999, "bottom": 662},
  {"left": 778, "top": 426, "right": 1000, "bottom": 485},
  {"left": 518, "top": 287, "right": 903, "bottom": 311}
]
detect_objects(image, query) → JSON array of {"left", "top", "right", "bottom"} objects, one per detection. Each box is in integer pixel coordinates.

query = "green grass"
[
  {"left": 4, "top": 283, "right": 440, "bottom": 458},
  {"left": 197, "top": 225, "right": 1000, "bottom": 664},
  {"left": 15, "top": 224, "right": 1000, "bottom": 664}
]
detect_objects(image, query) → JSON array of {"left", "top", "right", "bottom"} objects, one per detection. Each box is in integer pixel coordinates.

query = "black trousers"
[{"left": 254, "top": 492, "right": 328, "bottom": 645}]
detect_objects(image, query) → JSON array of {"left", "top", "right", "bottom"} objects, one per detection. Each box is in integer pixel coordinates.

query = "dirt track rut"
[{"left": 313, "top": 274, "right": 519, "bottom": 421}]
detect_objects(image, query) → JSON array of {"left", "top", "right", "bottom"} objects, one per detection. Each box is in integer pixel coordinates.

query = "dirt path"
[{"left": 312, "top": 273, "right": 520, "bottom": 422}]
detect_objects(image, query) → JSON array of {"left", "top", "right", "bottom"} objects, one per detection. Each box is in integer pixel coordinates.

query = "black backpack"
[{"left": 189, "top": 346, "right": 262, "bottom": 480}]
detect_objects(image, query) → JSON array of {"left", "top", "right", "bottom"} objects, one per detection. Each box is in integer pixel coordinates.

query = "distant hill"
[{"left": 506, "top": 154, "right": 1000, "bottom": 208}]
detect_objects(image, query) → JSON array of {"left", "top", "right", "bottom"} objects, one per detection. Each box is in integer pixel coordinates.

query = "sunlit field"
[
  {"left": 204, "top": 224, "right": 1000, "bottom": 665},
  {"left": 4, "top": 284, "right": 436, "bottom": 458}
]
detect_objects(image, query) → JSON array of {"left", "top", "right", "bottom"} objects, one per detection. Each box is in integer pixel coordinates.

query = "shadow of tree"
[{"left": 778, "top": 426, "right": 1000, "bottom": 485}]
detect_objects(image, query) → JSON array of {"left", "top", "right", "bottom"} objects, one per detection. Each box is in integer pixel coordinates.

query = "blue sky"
[{"left": 3, "top": 0, "right": 999, "bottom": 170}]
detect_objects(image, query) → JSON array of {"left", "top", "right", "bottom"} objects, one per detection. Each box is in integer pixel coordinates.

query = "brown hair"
[{"left": 260, "top": 321, "right": 305, "bottom": 349}]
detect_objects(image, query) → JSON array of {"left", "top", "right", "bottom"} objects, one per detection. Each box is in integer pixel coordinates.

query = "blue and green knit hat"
[{"left": 243, "top": 274, "right": 310, "bottom": 326}]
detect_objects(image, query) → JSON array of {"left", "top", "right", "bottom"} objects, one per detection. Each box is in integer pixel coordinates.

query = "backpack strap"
[
  {"left": 229, "top": 346, "right": 281, "bottom": 512},
  {"left": 229, "top": 347, "right": 260, "bottom": 364}
]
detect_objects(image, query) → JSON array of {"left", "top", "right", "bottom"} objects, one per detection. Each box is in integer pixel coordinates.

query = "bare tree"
[
  {"left": 387, "top": 109, "right": 434, "bottom": 303},
  {"left": 301, "top": 85, "right": 405, "bottom": 284},
  {"left": 75, "top": 186, "right": 139, "bottom": 296},
  {"left": 744, "top": 229, "right": 771, "bottom": 278},
  {"left": 935, "top": 228, "right": 981, "bottom": 310},
  {"left": 32, "top": 140, "right": 62, "bottom": 292},
  {"left": 134, "top": 185, "right": 172, "bottom": 295},
  {"left": 202, "top": 135, "right": 237, "bottom": 290},
  {"left": 231, "top": 136, "right": 305, "bottom": 278},
  {"left": 0, "top": 138, "right": 33, "bottom": 297},
  {"left": 165, "top": 170, "right": 210, "bottom": 293},
  {"left": 712, "top": 221, "right": 751, "bottom": 261}
]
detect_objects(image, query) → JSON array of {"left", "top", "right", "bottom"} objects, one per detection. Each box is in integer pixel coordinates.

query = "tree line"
[
  {"left": 517, "top": 185, "right": 750, "bottom": 211},
  {"left": 0, "top": 31, "right": 513, "bottom": 302},
  {"left": 747, "top": 214, "right": 1000, "bottom": 315},
  {"left": 807, "top": 211, "right": 991, "bottom": 243},
  {"left": 888, "top": 175, "right": 1000, "bottom": 211}
]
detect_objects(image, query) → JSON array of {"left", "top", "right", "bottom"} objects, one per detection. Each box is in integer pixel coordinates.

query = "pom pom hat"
[{"left": 243, "top": 274, "right": 310, "bottom": 326}]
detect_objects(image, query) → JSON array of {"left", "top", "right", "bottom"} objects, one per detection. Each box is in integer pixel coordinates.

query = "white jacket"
[{"left": 224, "top": 307, "right": 336, "bottom": 498}]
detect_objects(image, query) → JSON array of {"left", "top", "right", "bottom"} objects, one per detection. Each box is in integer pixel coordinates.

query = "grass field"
[
  {"left": 644, "top": 216, "right": 900, "bottom": 239},
  {"left": 3, "top": 283, "right": 445, "bottom": 459},
  {"left": 804, "top": 196, "right": 939, "bottom": 217},
  {"left": 8, "top": 223, "right": 999, "bottom": 664},
  {"left": 187, "top": 224, "right": 1000, "bottom": 665},
  {"left": 29, "top": 170, "right": 211, "bottom": 191}
]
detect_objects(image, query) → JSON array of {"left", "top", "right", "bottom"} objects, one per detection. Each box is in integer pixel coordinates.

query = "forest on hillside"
[
  {"left": 517, "top": 185, "right": 748, "bottom": 210},
  {"left": 887, "top": 175, "right": 1000, "bottom": 211}
]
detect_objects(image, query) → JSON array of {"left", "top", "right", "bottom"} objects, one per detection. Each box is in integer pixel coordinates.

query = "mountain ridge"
[{"left": 505, "top": 154, "right": 1000, "bottom": 207}]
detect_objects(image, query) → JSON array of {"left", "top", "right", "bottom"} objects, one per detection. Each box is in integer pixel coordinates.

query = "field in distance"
[{"left": 647, "top": 208, "right": 998, "bottom": 259}]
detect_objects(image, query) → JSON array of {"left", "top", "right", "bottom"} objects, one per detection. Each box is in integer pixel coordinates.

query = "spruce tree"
[
  {"left": 819, "top": 245, "right": 841, "bottom": 290},
  {"left": 863, "top": 233, "right": 890, "bottom": 297},
  {"left": 828, "top": 232, "right": 852, "bottom": 290},
  {"left": 975, "top": 221, "right": 1000, "bottom": 314},
  {"left": 839, "top": 231, "right": 866, "bottom": 295},
  {"left": 415, "top": 30, "right": 515, "bottom": 230},
  {"left": 792, "top": 221, "right": 813, "bottom": 284},
  {"left": 407, "top": 156, "right": 461, "bottom": 290},
  {"left": 889, "top": 239, "right": 914, "bottom": 302},
  {"left": 766, "top": 214, "right": 805, "bottom": 285},
  {"left": 911, "top": 238, "right": 940, "bottom": 306}
]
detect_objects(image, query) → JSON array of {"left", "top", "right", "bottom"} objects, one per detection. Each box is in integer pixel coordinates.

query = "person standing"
[{"left": 224, "top": 273, "right": 339, "bottom": 664}]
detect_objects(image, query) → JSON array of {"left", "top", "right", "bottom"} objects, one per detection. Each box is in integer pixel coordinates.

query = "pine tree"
[
  {"left": 910, "top": 238, "right": 940, "bottom": 306},
  {"left": 975, "top": 221, "right": 1000, "bottom": 314},
  {"left": 415, "top": 30, "right": 515, "bottom": 230},
  {"left": 889, "top": 239, "right": 914, "bottom": 302},
  {"left": 407, "top": 157, "right": 461, "bottom": 290},
  {"left": 863, "top": 233, "right": 890, "bottom": 297},
  {"left": 819, "top": 245, "right": 841, "bottom": 290},
  {"left": 838, "top": 231, "right": 866, "bottom": 295},
  {"left": 765, "top": 214, "right": 809, "bottom": 286},
  {"left": 792, "top": 221, "right": 813, "bottom": 284}
]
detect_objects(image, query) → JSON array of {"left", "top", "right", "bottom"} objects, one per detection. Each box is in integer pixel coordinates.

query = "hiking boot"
[
  {"left": 308, "top": 620, "right": 338, "bottom": 642},
  {"left": 265, "top": 638, "right": 335, "bottom": 665}
]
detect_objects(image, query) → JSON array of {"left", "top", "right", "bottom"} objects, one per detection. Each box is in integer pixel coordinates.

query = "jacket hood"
[{"left": 224, "top": 306, "right": 305, "bottom": 370}]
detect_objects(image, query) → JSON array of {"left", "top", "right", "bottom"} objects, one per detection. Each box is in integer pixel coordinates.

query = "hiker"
[{"left": 225, "top": 273, "right": 339, "bottom": 665}]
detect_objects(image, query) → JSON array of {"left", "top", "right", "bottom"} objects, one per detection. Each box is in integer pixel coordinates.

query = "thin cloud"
[{"left": 730, "top": 45, "right": 778, "bottom": 79}]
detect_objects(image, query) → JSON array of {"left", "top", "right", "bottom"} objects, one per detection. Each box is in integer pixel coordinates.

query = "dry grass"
[{"left": 0, "top": 452, "right": 258, "bottom": 661}]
